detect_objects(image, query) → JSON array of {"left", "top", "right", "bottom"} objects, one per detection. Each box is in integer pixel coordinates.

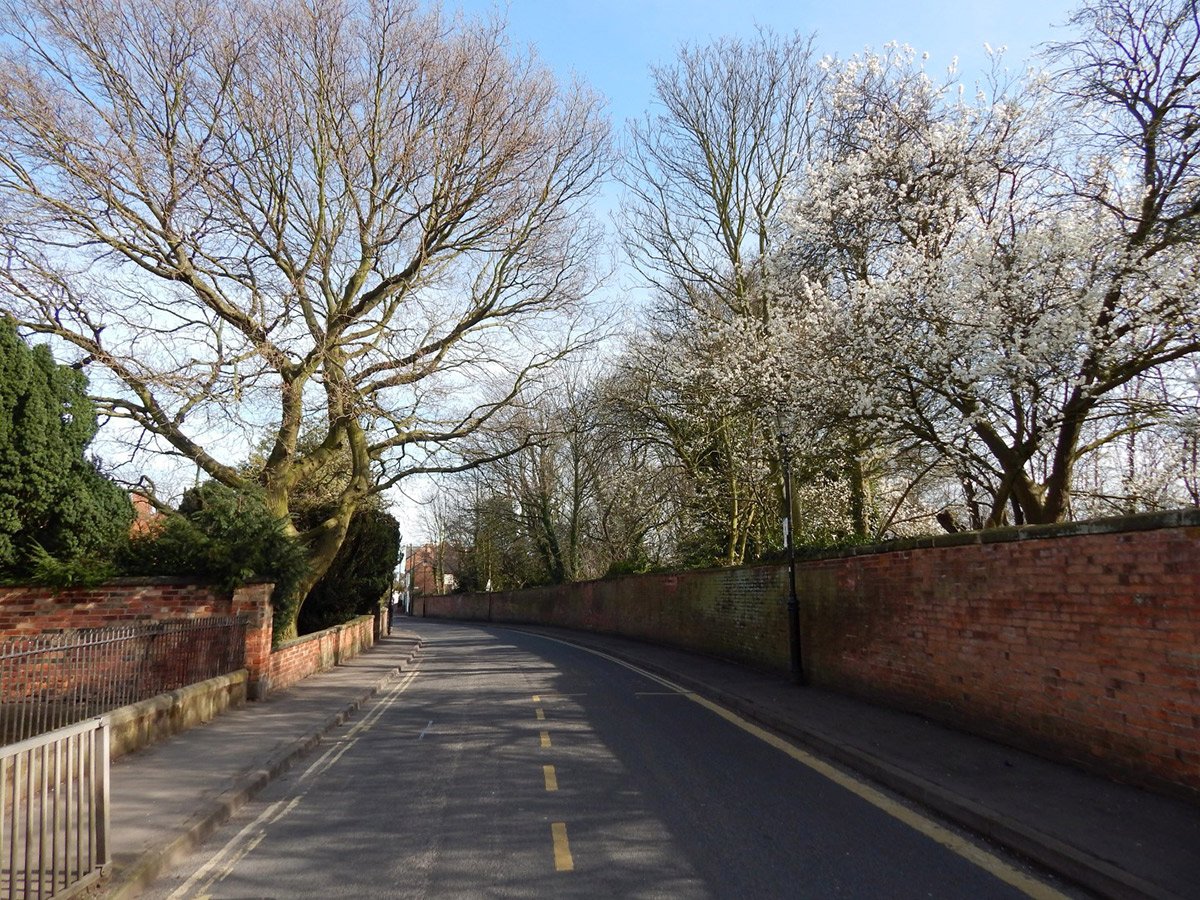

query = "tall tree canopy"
[
  {"left": 0, "top": 317, "right": 132, "bottom": 574},
  {"left": 617, "top": 28, "right": 823, "bottom": 563},
  {"left": 0, "top": 0, "right": 611, "bottom": 634},
  {"left": 771, "top": 1, "right": 1200, "bottom": 526}
]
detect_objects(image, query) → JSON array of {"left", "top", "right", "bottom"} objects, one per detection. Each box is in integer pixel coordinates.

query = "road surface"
[{"left": 143, "top": 622, "right": 1077, "bottom": 899}]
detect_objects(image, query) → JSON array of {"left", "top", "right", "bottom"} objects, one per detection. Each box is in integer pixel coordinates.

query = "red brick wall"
[
  {"left": 798, "top": 524, "right": 1200, "bottom": 799},
  {"left": 423, "top": 510, "right": 1200, "bottom": 801},
  {"left": 0, "top": 578, "right": 237, "bottom": 635},
  {"left": 268, "top": 616, "right": 375, "bottom": 693},
  {"left": 417, "top": 564, "right": 790, "bottom": 670},
  {"left": 1, "top": 579, "right": 276, "bottom": 695},
  {"left": 1, "top": 581, "right": 378, "bottom": 703}
]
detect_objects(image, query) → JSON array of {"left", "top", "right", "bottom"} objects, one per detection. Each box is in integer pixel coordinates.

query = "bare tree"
[
  {"left": 621, "top": 27, "right": 820, "bottom": 321},
  {"left": 438, "top": 365, "right": 686, "bottom": 583},
  {"left": 0, "top": 0, "right": 611, "bottom": 635},
  {"left": 617, "top": 29, "right": 823, "bottom": 561}
]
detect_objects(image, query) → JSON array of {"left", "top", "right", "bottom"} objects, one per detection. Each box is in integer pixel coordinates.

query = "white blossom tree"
[
  {"left": 605, "top": 326, "right": 780, "bottom": 564},
  {"left": 773, "top": 1, "right": 1200, "bottom": 527}
]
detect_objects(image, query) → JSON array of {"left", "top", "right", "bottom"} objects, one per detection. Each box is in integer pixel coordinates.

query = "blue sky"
[
  {"left": 451, "top": 0, "right": 1083, "bottom": 126},
  {"left": 406, "top": 0, "right": 1086, "bottom": 535}
]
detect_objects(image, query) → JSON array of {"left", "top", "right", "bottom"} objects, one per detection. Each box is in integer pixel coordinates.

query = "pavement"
[
  {"left": 103, "top": 630, "right": 424, "bottom": 899},
  {"left": 101, "top": 619, "right": 1199, "bottom": 900}
]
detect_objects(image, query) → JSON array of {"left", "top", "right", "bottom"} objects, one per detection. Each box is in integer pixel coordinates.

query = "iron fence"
[
  {"left": 0, "top": 618, "right": 246, "bottom": 746},
  {"left": 1, "top": 717, "right": 110, "bottom": 900}
]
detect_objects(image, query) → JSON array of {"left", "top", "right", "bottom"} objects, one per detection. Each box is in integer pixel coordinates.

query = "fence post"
[
  {"left": 231, "top": 583, "right": 274, "bottom": 700},
  {"left": 96, "top": 718, "right": 111, "bottom": 871}
]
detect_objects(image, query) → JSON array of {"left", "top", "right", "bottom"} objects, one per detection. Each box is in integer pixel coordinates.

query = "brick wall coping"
[
  {"left": 819, "top": 506, "right": 1200, "bottom": 558},
  {"left": 0, "top": 575, "right": 275, "bottom": 591}
]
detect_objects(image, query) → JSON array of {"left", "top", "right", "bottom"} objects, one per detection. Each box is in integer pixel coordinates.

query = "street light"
[{"left": 777, "top": 424, "right": 805, "bottom": 685}]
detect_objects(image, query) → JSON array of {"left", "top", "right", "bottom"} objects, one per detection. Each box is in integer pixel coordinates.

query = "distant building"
[
  {"left": 129, "top": 492, "right": 162, "bottom": 537},
  {"left": 405, "top": 543, "right": 462, "bottom": 596}
]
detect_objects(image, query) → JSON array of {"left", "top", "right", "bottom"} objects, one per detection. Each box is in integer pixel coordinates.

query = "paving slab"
[{"left": 102, "top": 631, "right": 422, "bottom": 899}]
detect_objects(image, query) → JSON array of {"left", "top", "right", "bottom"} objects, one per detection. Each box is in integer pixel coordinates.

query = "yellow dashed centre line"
[
  {"left": 523, "top": 632, "right": 1069, "bottom": 900},
  {"left": 534, "top": 694, "right": 570, "bottom": 872},
  {"left": 551, "top": 822, "right": 574, "bottom": 872}
]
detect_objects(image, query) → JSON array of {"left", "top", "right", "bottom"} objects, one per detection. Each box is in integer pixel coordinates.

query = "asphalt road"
[{"left": 143, "top": 622, "right": 1076, "bottom": 899}]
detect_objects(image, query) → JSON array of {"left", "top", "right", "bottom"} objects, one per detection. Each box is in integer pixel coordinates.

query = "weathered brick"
[{"left": 425, "top": 518, "right": 1199, "bottom": 802}]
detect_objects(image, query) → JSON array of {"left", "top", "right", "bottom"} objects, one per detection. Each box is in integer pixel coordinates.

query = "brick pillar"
[{"left": 232, "top": 582, "right": 274, "bottom": 700}]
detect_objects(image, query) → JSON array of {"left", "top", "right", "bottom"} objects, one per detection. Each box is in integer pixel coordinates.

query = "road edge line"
[
  {"left": 103, "top": 637, "right": 424, "bottom": 899},
  {"left": 503, "top": 626, "right": 1172, "bottom": 900}
]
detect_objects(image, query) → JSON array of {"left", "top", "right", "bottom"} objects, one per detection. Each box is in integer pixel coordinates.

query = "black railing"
[{"left": 0, "top": 618, "right": 245, "bottom": 746}]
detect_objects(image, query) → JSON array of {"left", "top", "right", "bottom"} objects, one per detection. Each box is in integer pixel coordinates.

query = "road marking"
[
  {"left": 300, "top": 668, "right": 420, "bottom": 782},
  {"left": 543, "top": 764, "right": 559, "bottom": 791},
  {"left": 535, "top": 708, "right": 545, "bottom": 720},
  {"left": 634, "top": 691, "right": 697, "bottom": 697},
  {"left": 521, "top": 633, "right": 1068, "bottom": 900},
  {"left": 167, "top": 797, "right": 298, "bottom": 899},
  {"left": 687, "top": 695, "right": 1069, "bottom": 900},
  {"left": 551, "top": 822, "right": 574, "bottom": 872},
  {"left": 206, "top": 797, "right": 300, "bottom": 888},
  {"left": 532, "top": 695, "right": 540, "bottom": 702},
  {"left": 169, "top": 665, "right": 422, "bottom": 898},
  {"left": 540, "top": 730, "right": 552, "bottom": 748},
  {"left": 418, "top": 719, "right": 434, "bottom": 739}
]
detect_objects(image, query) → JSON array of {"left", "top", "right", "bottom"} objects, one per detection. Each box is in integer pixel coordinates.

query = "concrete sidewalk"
[
  {"left": 103, "top": 631, "right": 423, "bottom": 899},
  {"left": 102, "top": 620, "right": 1197, "bottom": 899},
  {"left": 492, "top": 622, "right": 1199, "bottom": 900}
]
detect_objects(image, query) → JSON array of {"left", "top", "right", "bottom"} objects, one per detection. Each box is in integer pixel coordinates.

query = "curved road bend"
[{"left": 144, "top": 621, "right": 1080, "bottom": 899}]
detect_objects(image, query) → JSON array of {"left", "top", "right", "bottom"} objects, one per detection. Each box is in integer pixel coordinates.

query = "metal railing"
[
  {"left": 1, "top": 717, "right": 110, "bottom": 900},
  {"left": 0, "top": 618, "right": 246, "bottom": 746}
]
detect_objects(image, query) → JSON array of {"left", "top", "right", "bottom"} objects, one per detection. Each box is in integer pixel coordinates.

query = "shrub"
[
  {"left": 297, "top": 506, "right": 399, "bottom": 634},
  {"left": 0, "top": 317, "right": 132, "bottom": 578},
  {"left": 121, "top": 481, "right": 309, "bottom": 635},
  {"left": 23, "top": 542, "right": 117, "bottom": 587}
]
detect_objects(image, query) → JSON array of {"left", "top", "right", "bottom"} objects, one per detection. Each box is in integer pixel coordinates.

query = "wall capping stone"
[
  {"left": 106, "top": 670, "right": 248, "bottom": 758},
  {"left": 553, "top": 508, "right": 1200, "bottom": 587}
]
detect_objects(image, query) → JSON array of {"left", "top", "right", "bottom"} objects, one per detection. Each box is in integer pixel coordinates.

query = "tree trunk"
[
  {"left": 1040, "top": 407, "right": 1086, "bottom": 524},
  {"left": 274, "top": 505, "right": 356, "bottom": 642},
  {"left": 847, "top": 452, "right": 869, "bottom": 539}
]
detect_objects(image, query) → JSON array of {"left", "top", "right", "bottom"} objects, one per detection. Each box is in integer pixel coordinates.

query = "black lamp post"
[{"left": 778, "top": 427, "right": 805, "bottom": 685}]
